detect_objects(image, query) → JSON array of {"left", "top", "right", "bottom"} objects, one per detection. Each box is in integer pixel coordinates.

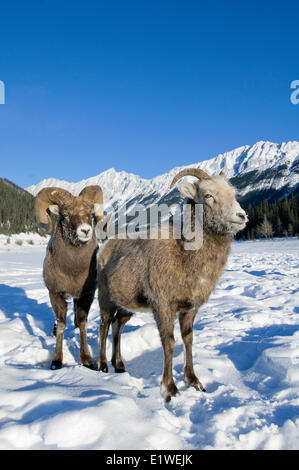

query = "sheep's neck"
[
  {"left": 179, "top": 200, "right": 232, "bottom": 251},
  {"left": 50, "top": 223, "right": 97, "bottom": 272},
  {"left": 176, "top": 202, "right": 232, "bottom": 295}
]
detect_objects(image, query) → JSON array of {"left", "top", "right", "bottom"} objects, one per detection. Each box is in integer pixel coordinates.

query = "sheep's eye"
[{"left": 205, "top": 194, "right": 213, "bottom": 199}]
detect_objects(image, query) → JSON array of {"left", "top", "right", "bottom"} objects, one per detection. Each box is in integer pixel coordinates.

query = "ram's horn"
[
  {"left": 170, "top": 168, "right": 211, "bottom": 189},
  {"left": 35, "top": 187, "right": 74, "bottom": 234},
  {"left": 79, "top": 185, "right": 104, "bottom": 224}
]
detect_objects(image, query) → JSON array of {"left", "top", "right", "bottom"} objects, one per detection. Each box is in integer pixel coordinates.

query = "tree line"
[
  {"left": 236, "top": 194, "right": 299, "bottom": 239},
  {"left": 0, "top": 176, "right": 298, "bottom": 239},
  {"left": 0, "top": 178, "right": 41, "bottom": 235}
]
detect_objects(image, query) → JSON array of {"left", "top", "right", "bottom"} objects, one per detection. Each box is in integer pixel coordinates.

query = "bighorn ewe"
[
  {"left": 35, "top": 185, "right": 104, "bottom": 370},
  {"left": 97, "top": 169, "right": 247, "bottom": 401}
]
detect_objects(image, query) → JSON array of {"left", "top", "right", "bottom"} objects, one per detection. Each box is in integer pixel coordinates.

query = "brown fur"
[
  {"left": 35, "top": 186, "right": 103, "bottom": 370},
  {"left": 97, "top": 172, "right": 247, "bottom": 400},
  {"left": 44, "top": 224, "right": 98, "bottom": 369}
]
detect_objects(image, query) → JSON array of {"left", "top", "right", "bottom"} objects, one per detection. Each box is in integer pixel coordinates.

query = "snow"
[
  {"left": 0, "top": 238, "right": 298, "bottom": 450},
  {"left": 25, "top": 141, "right": 299, "bottom": 209},
  {"left": 0, "top": 233, "right": 49, "bottom": 249}
]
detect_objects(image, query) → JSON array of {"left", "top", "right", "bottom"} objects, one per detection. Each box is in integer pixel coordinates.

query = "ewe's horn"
[
  {"left": 35, "top": 187, "right": 74, "bottom": 234},
  {"left": 79, "top": 185, "right": 104, "bottom": 224},
  {"left": 170, "top": 168, "right": 210, "bottom": 189}
]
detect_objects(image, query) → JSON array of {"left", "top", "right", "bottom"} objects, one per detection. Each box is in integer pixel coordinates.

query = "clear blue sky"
[{"left": 0, "top": 0, "right": 298, "bottom": 188}]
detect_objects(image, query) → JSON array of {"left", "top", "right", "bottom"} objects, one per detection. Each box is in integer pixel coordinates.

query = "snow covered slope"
[
  {"left": 26, "top": 141, "right": 299, "bottom": 211},
  {"left": 0, "top": 239, "right": 298, "bottom": 449}
]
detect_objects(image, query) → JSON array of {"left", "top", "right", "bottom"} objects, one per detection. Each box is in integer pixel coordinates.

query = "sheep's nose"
[
  {"left": 81, "top": 228, "right": 90, "bottom": 235},
  {"left": 237, "top": 212, "right": 246, "bottom": 220}
]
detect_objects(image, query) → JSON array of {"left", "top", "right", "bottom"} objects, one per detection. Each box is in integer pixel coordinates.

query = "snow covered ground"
[{"left": 0, "top": 238, "right": 298, "bottom": 450}]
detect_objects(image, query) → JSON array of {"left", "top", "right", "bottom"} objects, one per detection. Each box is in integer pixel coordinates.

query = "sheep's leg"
[
  {"left": 74, "top": 293, "right": 95, "bottom": 369},
  {"left": 49, "top": 292, "right": 67, "bottom": 370},
  {"left": 111, "top": 310, "right": 132, "bottom": 373},
  {"left": 179, "top": 310, "right": 205, "bottom": 392},
  {"left": 154, "top": 309, "right": 178, "bottom": 402},
  {"left": 98, "top": 308, "right": 112, "bottom": 372}
]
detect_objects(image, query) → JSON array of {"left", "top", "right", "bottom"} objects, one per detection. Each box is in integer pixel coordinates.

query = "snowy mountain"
[{"left": 26, "top": 141, "right": 299, "bottom": 215}]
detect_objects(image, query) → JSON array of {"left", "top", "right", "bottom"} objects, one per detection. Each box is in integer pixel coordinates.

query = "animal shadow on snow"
[
  {"left": 19, "top": 389, "right": 116, "bottom": 426},
  {"left": 125, "top": 339, "right": 184, "bottom": 387},
  {"left": 0, "top": 283, "right": 55, "bottom": 367},
  {"left": 0, "top": 283, "right": 100, "bottom": 368},
  {"left": 187, "top": 323, "right": 299, "bottom": 448}
]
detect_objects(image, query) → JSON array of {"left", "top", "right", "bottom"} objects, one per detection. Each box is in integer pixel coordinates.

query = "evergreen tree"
[
  {"left": 0, "top": 178, "right": 44, "bottom": 235},
  {"left": 236, "top": 195, "right": 299, "bottom": 240}
]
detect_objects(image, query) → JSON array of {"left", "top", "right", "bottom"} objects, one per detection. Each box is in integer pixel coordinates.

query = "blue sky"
[{"left": 0, "top": 0, "right": 298, "bottom": 188}]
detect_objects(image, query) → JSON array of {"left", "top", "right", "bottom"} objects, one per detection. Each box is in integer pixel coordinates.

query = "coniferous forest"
[
  {"left": 0, "top": 176, "right": 298, "bottom": 239},
  {"left": 0, "top": 178, "right": 40, "bottom": 235},
  {"left": 236, "top": 194, "right": 299, "bottom": 240}
]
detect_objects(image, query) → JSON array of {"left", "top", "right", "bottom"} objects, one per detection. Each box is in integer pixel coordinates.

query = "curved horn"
[
  {"left": 170, "top": 168, "right": 210, "bottom": 189},
  {"left": 79, "top": 185, "right": 104, "bottom": 224},
  {"left": 35, "top": 187, "right": 74, "bottom": 234}
]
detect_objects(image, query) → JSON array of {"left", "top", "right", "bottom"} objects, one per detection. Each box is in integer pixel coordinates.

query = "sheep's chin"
[
  {"left": 64, "top": 230, "right": 91, "bottom": 247},
  {"left": 77, "top": 235, "right": 92, "bottom": 244},
  {"left": 230, "top": 221, "right": 246, "bottom": 234}
]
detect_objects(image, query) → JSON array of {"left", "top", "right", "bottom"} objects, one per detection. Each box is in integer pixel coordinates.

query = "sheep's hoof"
[
  {"left": 50, "top": 360, "right": 62, "bottom": 370},
  {"left": 114, "top": 367, "right": 126, "bottom": 373},
  {"left": 185, "top": 374, "right": 206, "bottom": 392},
  {"left": 161, "top": 381, "right": 179, "bottom": 402},
  {"left": 98, "top": 361, "right": 109, "bottom": 373},
  {"left": 83, "top": 362, "right": 95, "bottom": 370},
  {"left": 112, "top": 359, "right": 126, "bottom": 373}
]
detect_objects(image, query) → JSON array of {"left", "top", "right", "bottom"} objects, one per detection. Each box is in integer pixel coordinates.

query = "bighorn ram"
[
  {"left": 35, "top": 185, "right": 104, "bottom": 370},
  {"left": 97, "top": 169, "right": 247, "bottom": 401}
]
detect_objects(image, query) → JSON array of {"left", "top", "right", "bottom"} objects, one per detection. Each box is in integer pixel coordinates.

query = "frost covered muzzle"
[{"left": 77, "top": 224, "right": 93, "bottom": 242}]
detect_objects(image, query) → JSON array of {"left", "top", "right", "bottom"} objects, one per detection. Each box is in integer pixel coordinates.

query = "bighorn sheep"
[
  {"left": 97, "top": 169, "right": 248, "bottom": 401},
  {"left": 35, "top": 185, "right": 104, "bottom": 370}
]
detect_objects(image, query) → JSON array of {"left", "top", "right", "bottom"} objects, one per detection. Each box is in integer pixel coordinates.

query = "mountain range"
[{"left": 26, "top": 141, "right": 299, "bottom": 221}]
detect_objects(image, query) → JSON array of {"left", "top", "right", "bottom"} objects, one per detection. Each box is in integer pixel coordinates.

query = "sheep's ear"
[
  {"left": 177, "top": 182, "right": 197, "bottom": 200},
  {"left": 48, "top": 204, "right": 60, "bottom": 215}
]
